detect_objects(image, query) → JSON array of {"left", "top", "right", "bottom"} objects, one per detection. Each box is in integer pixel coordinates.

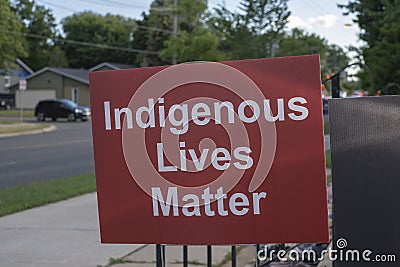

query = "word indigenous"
[
  {"left": 103, "top": 97, "right": 309, "bottom": 134},
  {"left": 103, "top": 96, "right": 310, "bottom": 218}
]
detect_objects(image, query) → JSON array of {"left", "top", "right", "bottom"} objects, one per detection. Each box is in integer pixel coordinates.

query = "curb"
[{"left": 0, "top": 124, "right": 57, "bottom": 138}]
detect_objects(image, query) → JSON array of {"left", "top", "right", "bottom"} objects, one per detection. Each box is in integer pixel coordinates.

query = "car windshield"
[{"left": 61, "top": 99, "right": 78, "bottom": 108}]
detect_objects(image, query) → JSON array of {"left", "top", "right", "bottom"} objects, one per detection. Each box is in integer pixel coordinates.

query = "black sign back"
[{"left": 329, "top": 96, "right": 400, "bottom": 266}]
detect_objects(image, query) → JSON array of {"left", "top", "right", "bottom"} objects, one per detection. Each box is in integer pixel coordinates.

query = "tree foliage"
[
  {"left": 132, "top": 0, "right": 172, "bottom": 66},
  {"left": 0, "top": 0, "right": 27, "bottom": 69},
  {"left": 134, "top": 0, "right": 223, "bottom": 65},
  {"left": 12, "top": 0, "right": 56, "bottom": 70},
  {"left": 48, "top": 46, "right": 68, "bottom": 68},
  {"left": 208, "top": 0, "right": 290, "bottom": 59},
  {"left": 160, "top": 26, "right": 225, "bottom": 62},
  {"left": 276, "top": 28, "right": 327, "bottom": 57},
  {"left": 340, "top": 0, "right": 400, "bottom": 94},
  {"left": 132, "top": 12, "right": 152, "bottom": 67},
  {"left": 177, "top": 0, "right": 207, "bottom": 32},
  {"left": 239, "top": 0, "right": 290, "bottom": 57},
  {"left": 207, "top": 5, "right": 258, "bottom": 60},
  {"left": 160, "top": 0, "right": 225, "bottom": 63},
  {"left": 1, "top": 0, "right": 352, "bottom": 76},
  {"left": 62, "top": 12, "right": 136, "bottom": 68}
]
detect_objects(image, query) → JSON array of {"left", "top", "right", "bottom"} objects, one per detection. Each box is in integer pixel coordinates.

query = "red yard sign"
[{"left": 89, "top": 55, "right": 329, "bottom": 245}]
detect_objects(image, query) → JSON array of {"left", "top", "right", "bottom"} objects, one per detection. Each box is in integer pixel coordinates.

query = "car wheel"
[
  {"left": 67, "top": 113, "right": 76, "bottom": 122},
  {"left": 51, "top": 117, "right": 57, "bottom": 121},
  {"left": 37, "top": 112, "right": 45, "bottom": 121},
  {"left": 81, "top": 118, "right": 88, "bottom": 122}
]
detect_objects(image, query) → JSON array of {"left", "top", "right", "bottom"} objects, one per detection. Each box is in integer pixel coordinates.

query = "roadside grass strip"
[
  {"left": 326, "top": 151, "right": 331, "bottom": 169},
  {"left": 0, "top": 121, "right": 50, "bottom": 135},
  {"left": 0, "top": 173, "right": 96, "bottom": 217},
  {"left": 324, "top": 120, "right": 330, "bottom": 135},
  {"left": 0, "top": 121, "right": 20, "bottom": 125},
  {"left": 0, "top": 110, "right": 35, "bottom": 118}
]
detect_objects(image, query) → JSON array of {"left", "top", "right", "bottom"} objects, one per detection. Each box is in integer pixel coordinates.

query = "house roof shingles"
[
  {"left": 11, "top": 62, "right": 137, "bottom": 88},
  {"left": 25, "top": 67, "right": 89, "bottom": 85},
  {"left": 50, "top": 68, "right": 89, "bottom": 84},
  {"left": 88, "top": 62, "right": 137, "bottom": 72}
]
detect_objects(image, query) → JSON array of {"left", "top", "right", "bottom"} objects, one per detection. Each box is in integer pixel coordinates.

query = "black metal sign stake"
[
  {"left": 207, "top": 245, "right": 212, "bottom": 267},
  {"left": 231, "top": 246, "right": 236, "bottom": 267},
  {"left": 183, "top": 245, "right": 188, "bottom": 267},
  {"left": 156, "top": 244, "right": 163, "bottom": 267}
]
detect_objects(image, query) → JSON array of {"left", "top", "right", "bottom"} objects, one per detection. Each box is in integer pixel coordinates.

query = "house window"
[
  {"left": 4, "top": 76, "right": 10, "bottom": 88},
  {"left": 71, "top": 87, "right": 79, "bottom": 104}
]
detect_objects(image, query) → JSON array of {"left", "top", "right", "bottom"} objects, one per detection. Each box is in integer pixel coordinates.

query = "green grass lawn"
[
  {"left": 0, "top": 173, "right": 96, "bottom": 217},
  {"left": 0, "top": 109, "right": 35, "bottom": 118},
  {"left": 326, "top": 151, "right": 331, "bottom": 169},
  {"left": 324, "top": 120, "right": 330, "bottom": 135}
]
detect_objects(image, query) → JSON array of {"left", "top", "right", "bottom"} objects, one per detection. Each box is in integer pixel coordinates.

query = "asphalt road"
[{"left": 0, "top": 119, "right": 94, "bottom": 189}]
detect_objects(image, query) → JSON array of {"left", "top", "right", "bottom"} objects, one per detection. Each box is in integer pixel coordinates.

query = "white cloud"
[
  {"left": 288, "top": 15, "right": 312, "bottom": 29},
  {"left": 288, "top": 14, "right": 338, "bottom": 30},
  {"left": 308, "top": 14, "right": 338, "bottom": 28}
]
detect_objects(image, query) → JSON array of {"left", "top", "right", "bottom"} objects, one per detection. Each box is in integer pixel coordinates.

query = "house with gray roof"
[
  {"left": 9, "top": 62, "right": 137, "bottom": 108},
  {"left": 9, "top": 67, "right": 89, "bottom": 108}
]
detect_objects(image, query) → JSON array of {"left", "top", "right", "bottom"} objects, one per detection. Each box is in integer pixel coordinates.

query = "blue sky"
[{"left": 36, "top": 0, "right": 360, "bottom": 49}]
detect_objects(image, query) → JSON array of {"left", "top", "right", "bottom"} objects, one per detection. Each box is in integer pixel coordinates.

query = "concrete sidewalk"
[
  {"left": 324, "top": 134, "right": 330, "bottom": 151},
  {"left": 0, "top": 193, "right": 235, "bottom": 267},
  {"left": 0, "top": 193, "right": 139, "bottom": 267}
]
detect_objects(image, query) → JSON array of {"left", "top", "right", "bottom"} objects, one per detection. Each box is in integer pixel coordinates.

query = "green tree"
[
  {"left": 48, "top": 46, "right": 68, "bottom": 68},
  {"left": 238, "top": 0, "right": 290, "bottom": 57},
  {"left": 160, "top": 26, "right": 225, "bottom": 62},
  {"left": 159, "top": 0, "right": 225, "bottom": 63},
  {"left": 340, "top": 0, "right": 400, "bottom": 94},
  {"left": 207, "top": 5, "right": 257, "bottom": 60},
  {"left": 12, "top": 0, "right": 56, "bottom": 70},
  {"left": 326, "top": 44, "right": 349, "bottom": 75},
  {"left": 0, "top": 0, "right": 27, "bottom": 69},
  {"left": 135, "top": 0, "right": 226, "bottom": 65},
  {"left": 208, "top": 0, "right": 290, "bottom": 60},
  {"left": 132, "top": 12, "right": 152, "bottom": 67},
  {"left": 177, "top": 0, "right": 207, "bottom": 32},
  {"left": 62, "top": 12, "right": 136, "bottom": 68},
  {"left": 276, "top": 28, "right": 327, "bottom": 57},
  {"left": 132, "top": 0, "right": 172, "bottom": 66}
]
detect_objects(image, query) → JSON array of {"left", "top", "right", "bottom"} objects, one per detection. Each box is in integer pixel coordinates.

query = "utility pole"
[{"left": 172, "top": 0, "right": 178, "bottom": 65}]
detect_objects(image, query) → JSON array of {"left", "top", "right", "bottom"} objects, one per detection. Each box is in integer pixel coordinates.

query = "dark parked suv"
[{"left": 35, "top": 99, "right": 91, "bottom": 122}]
